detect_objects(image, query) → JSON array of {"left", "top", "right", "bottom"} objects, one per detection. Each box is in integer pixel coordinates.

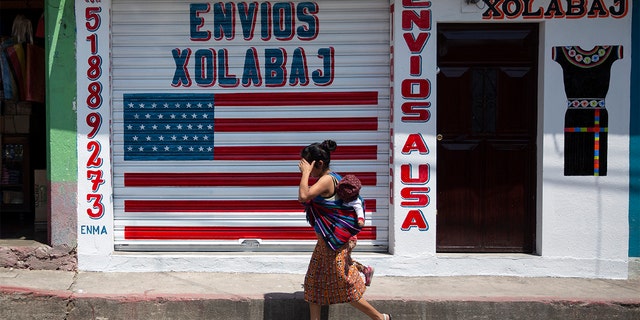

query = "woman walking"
[{"left": 298, "top": 140, "right": 391, "bottom": 320}]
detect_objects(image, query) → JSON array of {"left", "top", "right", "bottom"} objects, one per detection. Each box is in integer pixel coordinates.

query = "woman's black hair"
[{"left": 301, "top": 140, "right": 337, "bottom": 170}]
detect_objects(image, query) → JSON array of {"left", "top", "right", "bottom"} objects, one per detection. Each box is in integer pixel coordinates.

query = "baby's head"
[{"left": 337, "top": 174, "right": 362, "bottom": 202}]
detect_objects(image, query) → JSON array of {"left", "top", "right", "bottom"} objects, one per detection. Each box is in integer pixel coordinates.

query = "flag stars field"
[{"left": 123, "top": 93, "right": 216, "bottom": 160}]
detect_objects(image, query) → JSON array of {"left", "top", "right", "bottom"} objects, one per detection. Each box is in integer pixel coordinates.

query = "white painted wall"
[
  {"left": 77, "top": 0, "right": 632, "bottom": 279},
  {"left": 540, "top": 16, "right": 631, "bottom": 268}
]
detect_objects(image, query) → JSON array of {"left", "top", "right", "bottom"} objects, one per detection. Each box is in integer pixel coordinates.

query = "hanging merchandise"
[
  {"left": 0, "top": 38, "right": 17, "bottom": 101},
  {"left": 12, "top": 15, "right": 33, "bottom": 44},
  {"left": 5, "top": 43, "right": 26, "bottom": 101},
  {"left": 1, "top": 14, "right": 44, "bottom": 103},
  {"left": 35, "top": 14, "right": 44, "bottom": 39},
  {"left": 25, "top": 43, "right": 44, "bottom": 103},
  {"left": 1, "top": 15, "right": 35, "bottom": 101}
]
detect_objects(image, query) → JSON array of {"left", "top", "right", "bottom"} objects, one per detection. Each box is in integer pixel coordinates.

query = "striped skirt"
[{"left": 304, "top": 234, "right": 365, "bottom": 305}]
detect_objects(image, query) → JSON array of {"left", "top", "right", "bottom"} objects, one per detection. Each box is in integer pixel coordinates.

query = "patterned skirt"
[{"left": 304, "top": 234, "right": 366, "bottom": 305}]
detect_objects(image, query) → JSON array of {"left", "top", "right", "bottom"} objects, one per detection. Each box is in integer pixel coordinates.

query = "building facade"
[{"left": 30, "top": 0, "right": 638, "bottom": 278}]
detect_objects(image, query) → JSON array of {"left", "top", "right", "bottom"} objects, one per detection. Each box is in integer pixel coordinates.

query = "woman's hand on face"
[
  {"left": 299, "top": 159, "right": 315, "bottom": 174},
  {"left": 298, "top": 159, "right": 316, "bottom": 202}
]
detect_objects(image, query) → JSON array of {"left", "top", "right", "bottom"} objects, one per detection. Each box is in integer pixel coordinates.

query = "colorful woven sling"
[{"left": 304, "top": 172, "right": 364, "bottom": 251}]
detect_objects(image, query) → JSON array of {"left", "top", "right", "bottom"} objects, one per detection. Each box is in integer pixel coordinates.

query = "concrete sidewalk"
[{"left": 1, "top": 262, "right": 639, "bottom": 320}]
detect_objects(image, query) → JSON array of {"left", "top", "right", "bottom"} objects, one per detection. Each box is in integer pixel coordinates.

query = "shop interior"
[{"left": 1, "top": 0, "right": 47, "bottom": 243}]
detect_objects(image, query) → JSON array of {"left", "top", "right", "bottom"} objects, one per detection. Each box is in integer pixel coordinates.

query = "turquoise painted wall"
[{"left": 630, "top": 0, "right": 640, "bottom": 257}]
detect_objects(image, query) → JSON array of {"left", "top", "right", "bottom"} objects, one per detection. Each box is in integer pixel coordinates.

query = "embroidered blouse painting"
[{"left": 552, "top": 45, "right": 623, "bottom": 176}]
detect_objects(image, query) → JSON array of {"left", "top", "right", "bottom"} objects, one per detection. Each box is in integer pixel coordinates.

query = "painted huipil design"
[{"left": 552, "top": 46, "right": 623, "bottom": 176}]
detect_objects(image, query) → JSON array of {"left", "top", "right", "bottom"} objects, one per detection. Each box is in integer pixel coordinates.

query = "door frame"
[{"left": 435, "top": 22, "right": 542, "bottom": 254}]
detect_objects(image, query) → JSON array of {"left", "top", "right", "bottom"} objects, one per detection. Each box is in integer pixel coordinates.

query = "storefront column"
[{"left": 45, "top": 0, "right": 77, "bottom": 247}]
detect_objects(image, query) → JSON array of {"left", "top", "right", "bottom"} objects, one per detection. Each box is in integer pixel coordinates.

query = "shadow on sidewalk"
[{"left": 263, "top": 292, "right": 330, "bottom": 320}]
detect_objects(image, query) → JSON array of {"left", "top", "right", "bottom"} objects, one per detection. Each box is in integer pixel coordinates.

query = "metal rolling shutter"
[{"left": 111, "top": 0, "right": 390, "bottom": 251}]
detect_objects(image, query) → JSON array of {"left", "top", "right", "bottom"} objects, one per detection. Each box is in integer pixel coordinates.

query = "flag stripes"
[
  {"left": 124, "top": 172, "right": 378, "bottom": 187},
  {"left": 124, "top": 226, "right": 378, "bottom": 240},
  {"left": 215, "top": 117, "right": 378, "bottom": 132},
  {"left": 119, "top": 90, "right": 382, "bottom": 244},
  {"left": 211, "top": 145, "right": 378, "bottom": 161},
  {"left": 124, "top": 199, "right": 377, "bottom": 213},
  {"left": 214, "top": 91, "right": 378, "bottom": 106}
]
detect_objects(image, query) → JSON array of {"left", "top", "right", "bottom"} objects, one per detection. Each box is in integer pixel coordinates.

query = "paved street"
[{"left": 0, "top": 260, "right": 639, "bottom": 319}]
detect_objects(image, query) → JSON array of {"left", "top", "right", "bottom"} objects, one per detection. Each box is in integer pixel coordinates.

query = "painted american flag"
[
  {"left": 119, "top": 91, "right": 381, "bottom": 243},
  {"left": 124, "top": 93, "right": 215, "bottom": 161}
]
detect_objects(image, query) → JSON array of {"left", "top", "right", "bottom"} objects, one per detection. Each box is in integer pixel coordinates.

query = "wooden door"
[{"left": 436, "top": 24, "right": 538, "bottom": 253}]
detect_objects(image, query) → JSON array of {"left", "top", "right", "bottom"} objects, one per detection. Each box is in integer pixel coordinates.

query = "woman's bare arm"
[{"left": 298, "top": 159, "right": 333, "bottom": 202}]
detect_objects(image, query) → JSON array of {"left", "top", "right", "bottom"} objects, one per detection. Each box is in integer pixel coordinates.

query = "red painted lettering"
[
  {"left": 400, "top": 187, "right": 430, "bottom": 207},
  {"left": 401, "top": 79, "right": 430, "bottom": 99},
  {"left": 400, "top": 164, "right": 430, "bottom": 184},
  {"left": 401, "top": 102, "right": 430, "bottom": 122},
  {"left": 402, "top": 10, "right": 431, "bottom": 30},
  {"left": 401, "top": 209, "right": 429, "bottom": 230},
  {"left": 402, "top": 0, "right": 431, "bottom": 7},
  {"left": 403, "top": 32, "right": 430, "bottom": 53},
  {"left": 401, "top": 133, "right": 429, "bottom": 154}
]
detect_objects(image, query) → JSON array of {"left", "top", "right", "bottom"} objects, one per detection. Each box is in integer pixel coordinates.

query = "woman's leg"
[
  {"left": 350, "top": 298, "right": 386, "bottom": 320},
  {"left": 309, "top": 302, "right": 322, "bottom": 320}
]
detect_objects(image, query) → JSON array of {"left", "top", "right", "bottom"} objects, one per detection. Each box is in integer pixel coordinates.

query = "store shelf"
[{"left": 1, "top": 135, "right": 30, "bottom": 213}]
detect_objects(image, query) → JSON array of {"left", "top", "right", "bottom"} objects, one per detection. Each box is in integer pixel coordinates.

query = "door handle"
[{"left": 437, "top": 134, "right": 443, "bottom": 141}]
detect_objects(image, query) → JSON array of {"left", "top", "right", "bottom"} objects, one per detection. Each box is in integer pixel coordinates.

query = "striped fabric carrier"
[{"left": 305, "top": 172, "right": 363, "bottom": 251}]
